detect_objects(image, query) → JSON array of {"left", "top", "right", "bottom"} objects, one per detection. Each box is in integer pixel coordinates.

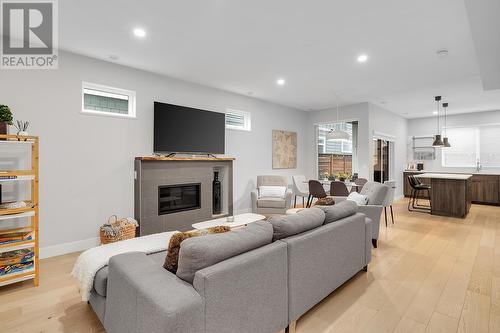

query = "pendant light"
[
  {"left": 326, "top": 94, "right": 350, "bottom": 141},
  {"left": 432, "top": 96, "right": 444, "bottom": 147},
  {"left": 442, "top": 102, "right": 451, "bottom": 148}
]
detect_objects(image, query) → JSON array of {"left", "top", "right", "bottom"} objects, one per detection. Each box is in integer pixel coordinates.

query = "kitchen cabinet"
[{"left": 470, "top": 175, "right": 500, "bottom": 204}]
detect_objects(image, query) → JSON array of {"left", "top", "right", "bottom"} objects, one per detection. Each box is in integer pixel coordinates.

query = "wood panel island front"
[{"left": 414, "top": 173, "right": 472, "bottom": 218}]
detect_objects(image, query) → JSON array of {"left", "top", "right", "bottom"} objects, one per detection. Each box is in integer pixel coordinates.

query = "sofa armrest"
[
  {"left": 365, "top": 218, "right": 372, "bottom": 264},
  {"left": 251, "top": 189, "right": 258, "bottom": 213},
  {"left": 357, "top": 205, "right": 383, "bottom": 240},
  {"left": 104, "top": 252, "right": 204, "bottom": 333}
]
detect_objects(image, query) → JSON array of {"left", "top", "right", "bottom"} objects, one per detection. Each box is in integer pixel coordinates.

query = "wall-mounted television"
[{"left": 154, "top": 101, "right": 225, "bottom": 154}]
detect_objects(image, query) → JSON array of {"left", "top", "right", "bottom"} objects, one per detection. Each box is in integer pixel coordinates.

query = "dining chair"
[
  {"left": 351, "top": 178, "right": 368, "bottom": 193},
  {"left": 382, "top": 180, "right": 396, "bottom": 226},
  {"left": 292, "top": 175, "right": 309, "bottom": 208},
  {"left": 307, "top": 180, "right": 327, "bottom": 207},
  {"left": 330, "top": 181, "right": 349, "bottom": 196}
]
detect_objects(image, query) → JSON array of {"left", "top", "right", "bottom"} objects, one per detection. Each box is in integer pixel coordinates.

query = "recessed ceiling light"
[
  {"left": 133, "top": 28, "right": 146, "bottom": 38},
  {"left": 277, "top": 78, "right": 285, "bottom": 86},
  {"left": 357, "top": 54, "right": 368, "bottom": 63},
  {"left": 433, "top": 111, "right": 438, "bottom": 115},
  {"left": 436, "top": 49, "right": 449, "bottom": 58}
]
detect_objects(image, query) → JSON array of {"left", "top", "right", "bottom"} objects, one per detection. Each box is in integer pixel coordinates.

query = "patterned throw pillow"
[
  {"left": 163, "top": 226, "right": 230, "bottom": 273},
  {"left": 314, "top": 197, "right": 335, "bottom": 206}
]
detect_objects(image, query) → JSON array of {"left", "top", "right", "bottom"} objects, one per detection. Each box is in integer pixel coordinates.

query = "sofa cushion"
[
  {"left": 257, "top": 197, "right": 286, "bottom": 208},
  {"left": 360, "top": 182, "right": 388, "bottom": 205},
  {"left": 268, "top": 207, "right": 325, "bottom": 241},
  {"left": 317, "top": 200, "right": 358, "bottom": 224},
  {"left": 93, "top": 251, "right": 166, "bottom": 297},
  {"left": 163, "top": 227, "right": 230, "bottom": 274},
  {"left": 176, "top": 220, "right": 273, "bottom": 284}
]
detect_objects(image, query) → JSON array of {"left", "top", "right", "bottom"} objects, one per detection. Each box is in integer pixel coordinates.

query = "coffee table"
[{"left": 192, "top": 213, "right": 266, "bottom": 230}]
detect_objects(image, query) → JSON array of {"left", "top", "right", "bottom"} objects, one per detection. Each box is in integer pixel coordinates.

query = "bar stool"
[{"left": 407, "top": 175, "right": 431, "bottom": 213}]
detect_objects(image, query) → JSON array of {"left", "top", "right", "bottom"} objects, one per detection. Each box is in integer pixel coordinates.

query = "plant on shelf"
[
  {"left": 13, "top": 120, "right": 29, "bottom": 136},
  {"left": 0, "top": 105, "right": 13, "bottom": 135}
]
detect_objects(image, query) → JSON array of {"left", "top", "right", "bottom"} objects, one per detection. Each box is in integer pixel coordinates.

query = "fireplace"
[{"left": 158, "top": 183, "right": 201, "bottom": 215}]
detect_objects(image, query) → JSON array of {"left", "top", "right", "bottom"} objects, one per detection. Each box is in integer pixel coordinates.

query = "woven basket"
[{"left": 100, "top": 215, "right": 137, "bottom": 245}]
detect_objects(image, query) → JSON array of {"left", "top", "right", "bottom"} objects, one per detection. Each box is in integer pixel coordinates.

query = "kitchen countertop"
[
  {"left": 404, "top": 170, "right": 500, "bottom": 176},
  {"left": 414, "top": 173, "right": 473, "bottom": 180}
]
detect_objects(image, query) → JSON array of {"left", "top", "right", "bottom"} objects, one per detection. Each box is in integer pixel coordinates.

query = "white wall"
[
  {"left": 368, "top": 104, "right": 408, "bottom": 198},
  {"left": 407, "top": 109, "right": 500, "bottom": 174},
  {"left": 0, "top": 51, "right": 308, "bottom": 257}
]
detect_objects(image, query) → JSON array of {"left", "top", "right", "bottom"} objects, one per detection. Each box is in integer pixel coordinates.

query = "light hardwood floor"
[{"left": 1, "top": 199, "right": 499, "bottom": 333}]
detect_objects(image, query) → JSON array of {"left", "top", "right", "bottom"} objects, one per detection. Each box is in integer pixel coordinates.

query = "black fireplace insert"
[{"left": 158, "top": 183, "right": 201, "bottom": 215}]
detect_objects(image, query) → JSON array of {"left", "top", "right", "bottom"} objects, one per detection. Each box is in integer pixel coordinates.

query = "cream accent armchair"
[{"left": 251, "top": 175, "right": 293, "bottom": 215}]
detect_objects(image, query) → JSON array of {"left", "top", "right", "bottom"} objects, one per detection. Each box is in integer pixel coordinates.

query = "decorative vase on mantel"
[{"left": 212, "top": 171, "right": 222, "bottom": 215}]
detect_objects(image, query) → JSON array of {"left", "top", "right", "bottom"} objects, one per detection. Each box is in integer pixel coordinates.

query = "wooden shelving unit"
[{"left": 0, "top": 134, "right": 39, "bottom": 287}]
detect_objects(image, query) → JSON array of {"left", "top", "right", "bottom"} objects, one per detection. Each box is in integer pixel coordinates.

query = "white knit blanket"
[{"left": 71, "top": 231, "right": 178, "bottom": 301}]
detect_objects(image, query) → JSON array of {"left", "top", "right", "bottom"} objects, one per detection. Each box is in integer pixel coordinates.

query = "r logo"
[{"left": 2, "top": 2, "right": 53, "bottom": 54}]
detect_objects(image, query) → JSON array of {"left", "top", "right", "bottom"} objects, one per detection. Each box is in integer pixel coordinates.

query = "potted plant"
[{"left": 0, "top": 105, "right": 13, "bottom": 135}]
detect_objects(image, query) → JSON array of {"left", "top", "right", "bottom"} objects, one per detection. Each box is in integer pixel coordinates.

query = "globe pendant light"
[
  {"left": 432, "top": 96, "right": 445, "bottom": 147},
  {"left": 442, "top": 102, "right": 451, "bottom": 148},
  {"left": 326, "top": 94, "right": 350, "bottom": 141}
]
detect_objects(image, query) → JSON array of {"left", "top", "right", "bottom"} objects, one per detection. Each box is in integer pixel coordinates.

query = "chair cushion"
[
  {"left": 360, "top": 182, "right": 389, "bottom": 205},
  {"left": 317, "top": 200, "right": 358, "bottom": 224},
  {"left": 257, "top": 197, "right": 286, "bottom": 208},
  {"left": 346, "top": 192, "right": 368, "bottom": 205},
  {"left": 176, "top": 221, "right": 273, "bottom": 284},
  {"left": 268, "top": 207, "right": 325, "bottom": 241},
  {"left": 93, "top": 251, "right": 166, "bottom": 297},
  {"left": 259, "top": 185, "right": 286, "bottom": 198}
]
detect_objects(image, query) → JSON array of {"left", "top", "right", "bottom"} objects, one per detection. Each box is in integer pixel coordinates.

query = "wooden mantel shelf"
[{"left": 136, "top": 156, "right": 235, "bottom": 161}]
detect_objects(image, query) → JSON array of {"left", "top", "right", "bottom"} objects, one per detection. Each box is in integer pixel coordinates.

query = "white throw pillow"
[
  {"left": 346, "top": 192, "right": 368, "bottom": 206},
  {"left": 259, "top": 186, "right": 287, "bottom": 198}
]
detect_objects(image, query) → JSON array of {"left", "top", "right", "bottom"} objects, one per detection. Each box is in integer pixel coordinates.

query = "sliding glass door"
[{"left": 373, "top": 139, "right": 392, "bottom": 183}]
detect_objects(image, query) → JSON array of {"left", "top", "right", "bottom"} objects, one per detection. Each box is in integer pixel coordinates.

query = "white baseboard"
[{"left": 40, "top": 237, "right": 100, "bottom": 259}]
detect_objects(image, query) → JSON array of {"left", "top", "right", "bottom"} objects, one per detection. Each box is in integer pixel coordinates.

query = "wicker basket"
[{"left": 100, "top": 215, "right": 137, "bottom": 245}]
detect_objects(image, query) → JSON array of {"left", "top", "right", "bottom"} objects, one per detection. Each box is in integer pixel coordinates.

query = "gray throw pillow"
[
  {"left": 268, "top": 207, "right": 325, "bottom": 241},
  {"left": 317, "top": 200, "right": 358, "bottom": 224},
  {"left": 176, "top": 220, "right": 273, "bottom": 284}
]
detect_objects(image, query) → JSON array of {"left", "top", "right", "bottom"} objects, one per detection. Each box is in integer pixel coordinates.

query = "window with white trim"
[
  {"left": 225, "top": 109, "right": 251, "bottom": 131},
  {"left": 82, "top": 82, "right": 136, "bottom": 118},
  {"left": 442, "top": 124, "right": 500, "bottom": 168}
]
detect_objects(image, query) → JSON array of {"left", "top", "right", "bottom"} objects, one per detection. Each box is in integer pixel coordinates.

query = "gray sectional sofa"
[{"left": 89, "top": 201, "right": 372, "bottom": 333}]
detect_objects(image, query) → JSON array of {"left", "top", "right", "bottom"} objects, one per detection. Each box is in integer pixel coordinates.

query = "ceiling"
[{"left": 59, "top": 0, "right": 500, "bottom": 118}]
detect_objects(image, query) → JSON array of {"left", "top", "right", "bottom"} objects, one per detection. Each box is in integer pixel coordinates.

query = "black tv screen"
[{"left": 154, "top": 102, "right": 225, "bottom": 154}]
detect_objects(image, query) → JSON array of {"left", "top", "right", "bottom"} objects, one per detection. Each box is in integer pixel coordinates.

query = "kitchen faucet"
[{"left": 476, "top": 160, "right": 482, "bottom": 173}]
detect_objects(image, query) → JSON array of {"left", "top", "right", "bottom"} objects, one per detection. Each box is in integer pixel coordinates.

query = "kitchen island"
[{"left": 414, "top": 173, "right": 472, "bottom": 218}]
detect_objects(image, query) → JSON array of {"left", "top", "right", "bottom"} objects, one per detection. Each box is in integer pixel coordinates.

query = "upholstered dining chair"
[
  {"left": 351, "top": 178, "right": 368, "bottom": 193},
  {"left": 382, "top": 180, "right": 396, "bottom": 226},
  {"left": 330, "top": 181, "right": 349, "bottom": 196},
  {"left": 292, "top": 175, "right": 309, "bottom": 208},
  {"left": 307, "top": 180, "right": 327, "bottom": 207}
]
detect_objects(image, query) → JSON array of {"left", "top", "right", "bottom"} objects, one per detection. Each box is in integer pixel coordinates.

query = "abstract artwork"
[{"left": 272, "top": 130, "right": 297, "bottom": 169}]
